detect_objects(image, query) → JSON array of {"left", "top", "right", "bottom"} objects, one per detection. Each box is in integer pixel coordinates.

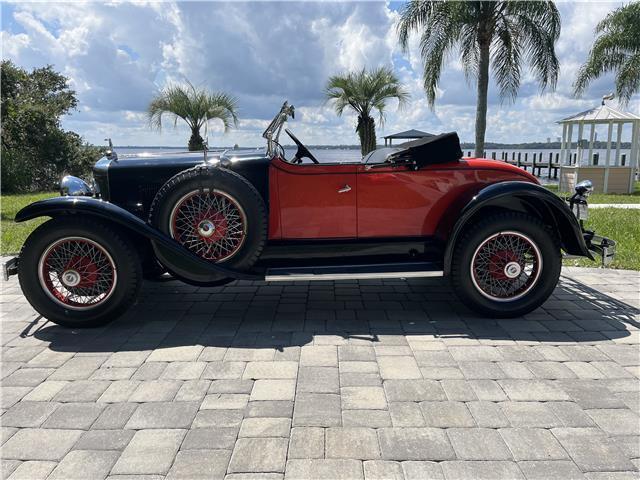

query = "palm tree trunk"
[
  {"left": 474, "top": 40, "right": 491, "bottom": 158},
  {"left": 188, "top": 127, "right": 204, "bottom": 151},
  {"left": 357, "top": 115, "right": 377, "bottom": 156}
]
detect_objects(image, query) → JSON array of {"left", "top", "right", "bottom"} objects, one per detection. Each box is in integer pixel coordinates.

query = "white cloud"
[{"left": 2, "top": 0, "right": 637, "bottom": 147}]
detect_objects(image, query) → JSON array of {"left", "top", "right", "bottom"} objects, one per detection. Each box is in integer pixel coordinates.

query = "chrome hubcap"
[
  {"left": 198, "top": 220, "right": 216, "bottom": 238},
  {"left": 504, "top": 262, "right": 522, "bottom": 279},
  {"left": 61, "top": 269, "right": 81, "bottom": 287}
]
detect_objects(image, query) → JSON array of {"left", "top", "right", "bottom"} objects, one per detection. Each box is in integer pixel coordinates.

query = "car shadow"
[{"left": 27, "top": 274, "right": 637, "bottom": 354}]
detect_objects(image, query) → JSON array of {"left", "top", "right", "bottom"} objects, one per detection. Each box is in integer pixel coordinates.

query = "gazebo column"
[
  {"left": 576, "top": 123, "right": 583, "bottom": 165},
  {"left": 604, "top": 121, "right": 613, "bottom": 193},
  {"left": 587, "top": 123, "right": 595, "bottom": 166},
  {"left": 630, "top": 121, "right": 640, "bottom": 193},
  {"left": 615, "top": 122, "right": 623, "bottom": 166},
  {"left": 560, "top": 124, "right": 568, "bottom": 165}
]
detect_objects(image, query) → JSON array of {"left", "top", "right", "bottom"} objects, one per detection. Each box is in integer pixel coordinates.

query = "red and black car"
[{"left": 5, "top": 102, "right": 615, "bottom": 327}]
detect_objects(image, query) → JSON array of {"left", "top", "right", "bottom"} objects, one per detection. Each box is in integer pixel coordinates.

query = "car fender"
[
  {"left": 442, "top": 181, "right": 592, "bottom": 275},
  {"left": 14, "top": 196, "right": 260, "bottom": 280}
]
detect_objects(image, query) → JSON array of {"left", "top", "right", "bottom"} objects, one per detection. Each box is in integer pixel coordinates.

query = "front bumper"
[
  {"left": 584, "top": 232, "right": 616, "bottom": 267},
  {"left": 3, "top": 257, "right": 18, "bottom": 281}
]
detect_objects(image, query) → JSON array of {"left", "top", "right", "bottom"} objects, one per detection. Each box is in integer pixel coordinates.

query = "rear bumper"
[{"left": 584, "top": 232, "right": 616, "bottom": 267}]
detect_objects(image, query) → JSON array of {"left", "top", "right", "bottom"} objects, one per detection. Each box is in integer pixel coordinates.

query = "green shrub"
[{"left": 1, "top": 60, "right": 104, "bottom": 193}]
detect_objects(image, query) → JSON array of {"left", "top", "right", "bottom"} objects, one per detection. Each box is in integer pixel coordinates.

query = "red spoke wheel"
[
  {"left": 38, "top": 237, "right": 117, "bottom": 309},
  {"left": 18, "top": 216, "right": 142, "bottom": 328},
  {"left": 470, "top": 231, "right": 542, "bottom": 302},
  {"left": 148, "top": 167, "right": 267, "bottom": 286},
  {"left": 169, "top": 189, "right": 247, "bottom": 262},
  {"left": 450, "top": 212, "right": 561, "bottom": 318}
]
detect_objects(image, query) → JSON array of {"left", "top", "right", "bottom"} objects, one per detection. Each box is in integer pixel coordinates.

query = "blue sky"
[{"left": 2, "top": 1, "right": 638, "bottom": 147}]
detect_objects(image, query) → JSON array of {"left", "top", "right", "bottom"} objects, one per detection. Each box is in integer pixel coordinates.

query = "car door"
[
  {"left": 356, "top": 163, "right": 447, "bottom": 238},
  {"left": 270, "top": 158, "right": 357, "bottom": 239}
]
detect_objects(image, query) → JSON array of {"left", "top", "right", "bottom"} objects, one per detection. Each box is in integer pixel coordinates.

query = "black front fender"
[
  {"left": 443, "top": 181, "right": 592, "bottom": 275},
  {"left": 15, "top": 197, "right": 259, "bottom": 280}
]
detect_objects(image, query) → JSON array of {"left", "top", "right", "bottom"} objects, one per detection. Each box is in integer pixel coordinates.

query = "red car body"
[{"left": 269, "top": 156, "right": 538, "bottom": 240}]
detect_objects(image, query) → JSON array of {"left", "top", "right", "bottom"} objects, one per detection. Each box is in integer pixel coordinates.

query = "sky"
[{"left": 2, "top": 0, "right": 639, "bottom": 147}]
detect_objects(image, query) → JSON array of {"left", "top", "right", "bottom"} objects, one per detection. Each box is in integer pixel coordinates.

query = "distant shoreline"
[{"left": 112, "top": 140, "right": 633, "bottom": 150}]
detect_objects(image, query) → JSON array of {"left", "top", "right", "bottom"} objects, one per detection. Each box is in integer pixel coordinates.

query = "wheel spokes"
[
  {"left": 39, "top": 237, "right": 117, "bottom": 309},
  {"left": 170, "top": 190, "right": 246, "bottom": 262},
  {"left": 471, "top": 232, "right": 542, "bottom": 302}
]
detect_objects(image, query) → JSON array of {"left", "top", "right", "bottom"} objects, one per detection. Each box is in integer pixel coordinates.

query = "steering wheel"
[{"left": 285, "top": 128, "right": 319, "bottom": 164}]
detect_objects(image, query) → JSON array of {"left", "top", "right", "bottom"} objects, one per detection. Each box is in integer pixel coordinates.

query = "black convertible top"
[{"left": 388, "top": 131, "right": 463, "bottom": 168}]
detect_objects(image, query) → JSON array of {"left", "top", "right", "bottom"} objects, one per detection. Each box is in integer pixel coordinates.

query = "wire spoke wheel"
[
  {"left": 169, "top": 189, "right": 247, "bottom": 262},
  {"left": 38, "top": 237, "right": 117, "bottom": 310},
  {"left": 470, "top": 231, "right": 542, "bottom": 302}
]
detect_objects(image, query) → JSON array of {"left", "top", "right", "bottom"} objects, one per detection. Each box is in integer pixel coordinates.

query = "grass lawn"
[
  {"left": 1, "top": 190, "right": 639, "bottom": 270},
  {"left": 1, "top": 192, "right": 55, "bottom": 255},
  {"left": 546, "top": 181, "right": 640, "bottom": 204}
]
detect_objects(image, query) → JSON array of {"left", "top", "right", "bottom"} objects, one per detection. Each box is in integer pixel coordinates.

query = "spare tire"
[{"left": 149, "top": 166, "right": 267, "bottom": 285}]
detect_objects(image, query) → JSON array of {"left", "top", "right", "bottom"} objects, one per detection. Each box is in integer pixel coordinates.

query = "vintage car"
[{"left": 6, "top": 102, "right": 615, "bottom": 327}]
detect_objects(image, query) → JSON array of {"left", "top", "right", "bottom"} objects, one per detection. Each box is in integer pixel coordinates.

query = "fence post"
[{"left": 548, "top": 153, "right": 553, "bottom": 179}]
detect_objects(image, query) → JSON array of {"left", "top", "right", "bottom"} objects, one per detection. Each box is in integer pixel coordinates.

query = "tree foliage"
[
  {"left": 147, "top": 83, "right": 238, "bottom": 151},
  {"left": 1, "top": 60, "right": 104, "bottom": 193},
  {"left": 574, "top": 2, "right": 640, "bottom": 106},
  {"left": 397, "top": 1, "right": 560, "bottom": 157},
  {"left": 325, "top": 67, "right": 410, "bottom": 156}
]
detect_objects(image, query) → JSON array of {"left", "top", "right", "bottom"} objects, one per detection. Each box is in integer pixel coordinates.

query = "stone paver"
[{"left": 1, "top": 266, "right": 638, "bottom": 477}]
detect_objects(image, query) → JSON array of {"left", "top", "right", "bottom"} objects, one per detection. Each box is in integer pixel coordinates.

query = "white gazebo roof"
[{"left": 558, "top": 104, "right": 640, "bottom": 124}]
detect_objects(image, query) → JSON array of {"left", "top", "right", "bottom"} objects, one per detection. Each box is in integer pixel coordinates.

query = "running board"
[{"left": 264, "top": 262, "right": 444, "bottom": 282}]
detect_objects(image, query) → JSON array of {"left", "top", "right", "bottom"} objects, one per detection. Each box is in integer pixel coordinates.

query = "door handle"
[{"left": 338, "top": 185, "right": 352, "bottom": 193}]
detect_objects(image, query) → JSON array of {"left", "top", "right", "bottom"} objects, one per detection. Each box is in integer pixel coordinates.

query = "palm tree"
[
  {"left": 398, "top": 1, "right": 561, "bottom": 157},
  {"left": 325, "top": 67, "right": 410, "bottom": 156},
  {"left": 574, "top": 2, "right": 640, "bottom": 106},
  {"left": 148, "top": 83, "right": 238, "bottom": 151}
]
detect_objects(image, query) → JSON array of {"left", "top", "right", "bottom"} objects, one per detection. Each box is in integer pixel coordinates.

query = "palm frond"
[
  {"left": 324, "top": 67, "right": 409, "bottom": 125},
  {"left": 574, "top": 2, "right": 640, "bottom": 104},
  {"left": 147, "top": 83, "right": 239, "bottom": 133}
]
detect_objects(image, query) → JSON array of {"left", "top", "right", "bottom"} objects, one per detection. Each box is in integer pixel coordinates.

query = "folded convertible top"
[{"left": 389, "top": 132, "right": 463, "bottom": 168}]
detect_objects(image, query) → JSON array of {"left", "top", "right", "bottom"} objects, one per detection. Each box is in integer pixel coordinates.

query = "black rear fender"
[
  {"left": 442, "top": 181, "right": 591, "bottom": 275},
  {"left": 15, "top": 197, "right": 259, "bottom": 280}
]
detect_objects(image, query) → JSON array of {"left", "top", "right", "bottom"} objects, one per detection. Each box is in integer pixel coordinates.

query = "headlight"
[
  {"left": 575, "top": 179, "right": 593, "bottom": 197},
  {"left": 569, "top": 179, "right": 591, "bottom": 221},
  {"left": 60, "top": 175, "right": 94, "bottom": 197}
]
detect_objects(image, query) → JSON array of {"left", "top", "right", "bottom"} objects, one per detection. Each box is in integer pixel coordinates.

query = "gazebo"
[
  {"left": 558, "top": 98, "right": 640, "bottom": 193},
  {"left": 384, "top": 129, "right": 433, "bottom": 146}
]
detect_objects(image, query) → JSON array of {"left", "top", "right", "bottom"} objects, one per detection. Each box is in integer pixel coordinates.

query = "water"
[
  {"left": 116, "top": 146, "right": 632, "bottom": 186},
  {"left": 117, "top": 146, "right": 363, "bottom": 163}
]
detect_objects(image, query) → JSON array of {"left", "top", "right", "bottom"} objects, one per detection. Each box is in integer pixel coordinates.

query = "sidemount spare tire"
[{"left": 149, "top": 166, "right": 267, "bottom": 286}]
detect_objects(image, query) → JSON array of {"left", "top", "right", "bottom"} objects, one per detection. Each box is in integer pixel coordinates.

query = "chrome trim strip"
[{"left": 265, "top": 270, "right": 444, "bottom": 282}]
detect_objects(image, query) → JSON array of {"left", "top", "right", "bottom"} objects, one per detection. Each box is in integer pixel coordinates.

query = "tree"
[
  {"left": 147, "top": 83, "right": 238, "bottom": 151},
  {"left": 398, "top": 1, "right": 561, "bottom": 157},
  {"left": 574, "top": 2, "right": 640, "bottom": 106},
  {"left": 325, "top": 67, "right": 410, "bottom": 156},
  {"left": 1, "top": 60, "right": 103, "bottom": 193}
]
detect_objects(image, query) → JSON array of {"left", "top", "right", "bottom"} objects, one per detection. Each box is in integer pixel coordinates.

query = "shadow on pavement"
[{"left": 27, "top": 275, "right": 637, "bottom": 354}]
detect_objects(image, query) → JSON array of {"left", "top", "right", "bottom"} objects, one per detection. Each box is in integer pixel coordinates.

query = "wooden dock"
[{"left": 465, "top": 150, "right": 560, "bottom": 179}]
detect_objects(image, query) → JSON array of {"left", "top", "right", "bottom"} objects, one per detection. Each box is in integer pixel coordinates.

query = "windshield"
[{"left": 363, "top": 147, "right": 403, "bottom": 165}]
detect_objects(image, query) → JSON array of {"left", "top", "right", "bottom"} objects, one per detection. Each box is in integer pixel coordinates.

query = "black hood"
[{"left": 94, "top": 149, "right": 271, "bottom": 218}]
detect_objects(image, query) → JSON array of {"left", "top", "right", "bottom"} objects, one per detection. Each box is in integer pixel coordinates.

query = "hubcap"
[
  {"left": 169, "top": 189, "right": 247, "bottom": 262},
  {"left": 198, "top": 220, "right": 216, "bottom": 238},
  {"left": 504, "top": 261, "right": 522, "bottom": 279},
  {"left": 38, "top": 237, "right": 117, "bottom": 310},
  {"left": 61, "top": 269, "right": 81, "bottom": 287},
  {"left": 470, "top": 231, "right": 542, "bottom": 302}
]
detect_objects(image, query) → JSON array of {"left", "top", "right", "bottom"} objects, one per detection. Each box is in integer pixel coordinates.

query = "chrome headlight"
[
  {"left": 60, "top": 175, "right": 94, "bottom": 197},
  {"left": 575, "top": 179, "right": 593, "bottom": 197},
  {"left": 569, "top": 179, "right": 592, "bottom": 221}
]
